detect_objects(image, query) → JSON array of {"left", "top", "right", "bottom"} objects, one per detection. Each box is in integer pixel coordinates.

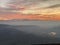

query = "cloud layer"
[
  {"left": 0, "top": 0, "right": 60, "bottom": 14},
  {"left": 0, "top": 0, "right": 60, "bottom": 20}
]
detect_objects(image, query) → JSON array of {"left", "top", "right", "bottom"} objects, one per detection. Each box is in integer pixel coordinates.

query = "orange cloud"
[
  {"left": 0, "top": 13, "right": 60, "bottom": 20},
  {"left": 0, "top": 0, "right": 60, "bottom": 20}
]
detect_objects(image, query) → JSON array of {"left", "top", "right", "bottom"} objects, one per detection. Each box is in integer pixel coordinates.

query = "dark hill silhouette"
[{"left": 0, "top": 24, "right": 60, "bottom": 45}]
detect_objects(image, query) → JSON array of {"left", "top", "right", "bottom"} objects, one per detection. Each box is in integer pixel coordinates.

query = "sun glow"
[{"left": 14, "top": 7, "right": 60, "bottom": 15}]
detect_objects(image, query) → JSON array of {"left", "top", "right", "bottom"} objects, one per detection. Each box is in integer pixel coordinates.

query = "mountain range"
[{"left": 0, "top": 24, "right": 60, "bottom": 45}]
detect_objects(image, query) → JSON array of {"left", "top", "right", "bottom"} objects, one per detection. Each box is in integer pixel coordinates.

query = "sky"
[{"left": 0, "top": 0, "right": 60, "bottom": 20}]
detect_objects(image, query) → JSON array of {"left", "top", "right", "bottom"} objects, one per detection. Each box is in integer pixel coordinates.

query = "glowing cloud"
[{"left": 0, "top": 0, "right": 60, "bottom": 20}]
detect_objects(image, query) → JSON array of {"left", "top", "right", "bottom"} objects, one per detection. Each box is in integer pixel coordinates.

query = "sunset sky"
[{"left": 0, "top": 0, "right": 60, "bottom": 20}]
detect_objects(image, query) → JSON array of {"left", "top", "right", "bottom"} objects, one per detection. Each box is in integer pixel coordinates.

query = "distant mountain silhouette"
[{"left": 0, "top": 24, "right": 60, "bottom": 45}]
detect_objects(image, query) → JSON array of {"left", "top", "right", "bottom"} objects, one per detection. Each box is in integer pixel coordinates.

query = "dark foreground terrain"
[{"left": 0, "top": 24, "right": 60, "bottom": 45}]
